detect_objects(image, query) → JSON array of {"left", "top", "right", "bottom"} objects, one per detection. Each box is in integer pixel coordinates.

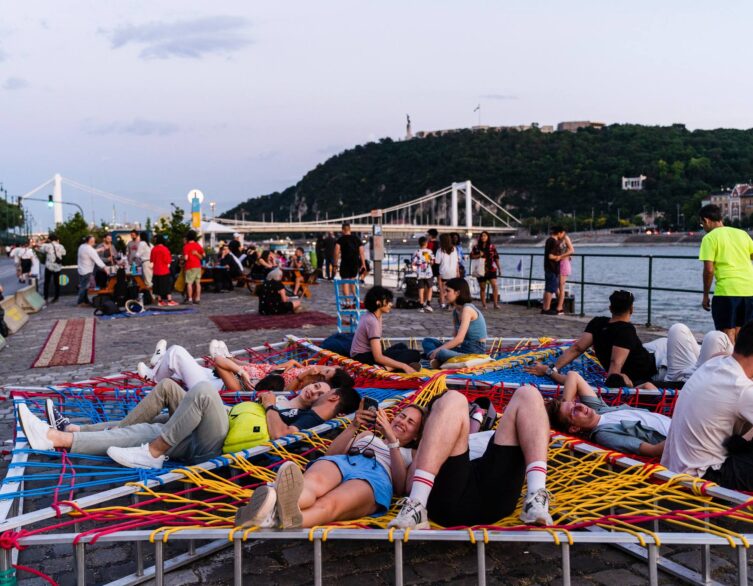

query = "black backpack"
[
  {"left": 93, "top": 297, "right": 120, "bottom": 316},
  {"left": 113, "top": 269, "right": 128, "bottom": 307},
  {"left": 0, "top": 306, "right": 9, "bottom": 338}
]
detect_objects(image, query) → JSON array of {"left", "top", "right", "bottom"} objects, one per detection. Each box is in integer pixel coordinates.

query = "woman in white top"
[
  {"left": 434, "top": 233, "right": 459, "bottom": 309},
  {"left": 136, "top": 231, "right": 154, "bottom": 288},
  {"left": 236, "top": 403, "right": 426, "bottom": 528}
]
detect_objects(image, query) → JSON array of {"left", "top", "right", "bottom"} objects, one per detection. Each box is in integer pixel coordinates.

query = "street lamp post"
[{"left": 209, "top": 201, "right": 216, "bottom": 220}]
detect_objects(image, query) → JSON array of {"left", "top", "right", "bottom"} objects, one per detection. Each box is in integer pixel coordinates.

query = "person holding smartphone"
[{"left": 236, "top": 400, "right": 426, "bottom": 529}]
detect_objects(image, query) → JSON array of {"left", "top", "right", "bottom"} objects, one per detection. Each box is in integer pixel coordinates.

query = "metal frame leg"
[
  {"left": 132, "top": 494, "right": 144, "bottom": 576},
  {"left": 737, "top": 546, "right": 747, "bottom": 586},
  {"left": 701, "top": 544, "right": 711, "bottom": 584},
  {"left": 477, "top": 541, "right": 486, "bottom": 586},
  {"left": 76, "top": 542, "right": 85, "bottom": 586},
  {"left": 394, "top": 539, "right": 403, "bottom": 586},
  {"left": 561, "top": 543, "right": 571, "bottom": 586},
  {"left": 647, "top": 543, "right": 658, "bottom": 586},
  {"left": 234, "top": 539, "right": 242, "bottom": 586},
  {"left": 154, "top": 541, "right": 164, "bottom": 586},
  {"left": 313, "top": 537, "right": 322, "bottom": 586}
]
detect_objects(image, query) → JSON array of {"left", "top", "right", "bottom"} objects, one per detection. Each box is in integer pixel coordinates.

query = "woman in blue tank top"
[{"left": 421, "top": 277, "right": 488, "bottom": 367}]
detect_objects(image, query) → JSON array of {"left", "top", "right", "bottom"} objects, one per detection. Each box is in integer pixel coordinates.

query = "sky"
[{"left": 1, "top": 1, "right": 752, "bottom": 230}]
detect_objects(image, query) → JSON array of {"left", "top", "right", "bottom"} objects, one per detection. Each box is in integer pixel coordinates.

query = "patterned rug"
[
  {"left": 209, "top": 311, "right": 337, "bottom": 332},
  {"left": 31, "top": 318, "right": 96, "bottom": 368}
]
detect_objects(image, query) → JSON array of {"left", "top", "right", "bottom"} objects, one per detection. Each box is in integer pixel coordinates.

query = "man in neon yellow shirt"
[{"left": 699, "top": 204, "right": 753, "bottom": 343}]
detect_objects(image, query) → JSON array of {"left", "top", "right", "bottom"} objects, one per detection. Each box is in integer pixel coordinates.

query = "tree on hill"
[{"left": 223, "top": 124, "right": 753, "bottom": 231}]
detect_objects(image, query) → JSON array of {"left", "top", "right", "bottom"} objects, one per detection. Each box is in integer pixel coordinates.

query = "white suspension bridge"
[{"left": 18, "top": 176, "right": 521, "bottom": 236}]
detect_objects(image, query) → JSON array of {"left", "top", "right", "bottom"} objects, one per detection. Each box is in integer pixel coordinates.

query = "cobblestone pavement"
[{"left": 2, "top": 280, "right": 748, "bottom": 585}]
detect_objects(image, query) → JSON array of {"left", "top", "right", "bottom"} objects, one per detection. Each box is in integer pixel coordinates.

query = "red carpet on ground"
[
  {"left": 31, "top": 318, "right": 97, "bottom": 368},
  {"left": 210, "top": 311, "right": 337, "bottom": 332}
]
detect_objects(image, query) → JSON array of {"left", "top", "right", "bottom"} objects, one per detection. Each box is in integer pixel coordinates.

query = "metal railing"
[{"left": 381, "top": 250, "right": 703, "bottom": 327}]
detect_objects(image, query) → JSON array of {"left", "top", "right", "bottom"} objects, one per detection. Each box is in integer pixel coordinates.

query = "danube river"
[{"left": 385, "top": 244, "right": 711, "bottom": 333}]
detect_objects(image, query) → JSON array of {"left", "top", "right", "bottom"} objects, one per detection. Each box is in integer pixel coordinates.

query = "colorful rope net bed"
[{"left": 0, "top": 339, "right": 751, "bottom": 586}]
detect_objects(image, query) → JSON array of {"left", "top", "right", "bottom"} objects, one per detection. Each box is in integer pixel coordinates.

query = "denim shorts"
[
  {"left": 544, "top": 271, "right": 559, "bottom": 293},
  {"left": 318, "top": 454, "right": 393, "bottom": 515}
]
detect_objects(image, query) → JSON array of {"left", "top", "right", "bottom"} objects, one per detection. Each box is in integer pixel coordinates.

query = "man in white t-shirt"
[
  {"left": 545, "top": 371, "right": 670, "bottom": 457},
  {"left": 661, "top": 321, "right": 753, "bottom": 490}
]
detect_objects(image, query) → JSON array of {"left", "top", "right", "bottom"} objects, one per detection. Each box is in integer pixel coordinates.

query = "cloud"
[
  {"left": 2, "top": 77, "right": 28, "bottom": 90},
  {"left": 0, "top": 47, "right": 6, "bottom": 62},
  {"left": 83, "top": 118, "right": 179, "bottom": 136},
  {"left": 102, "top": 16, "right": 252, "bottom": 59},
  {"left": 480, "top": 93, "right": 519, "bottom": 100}
]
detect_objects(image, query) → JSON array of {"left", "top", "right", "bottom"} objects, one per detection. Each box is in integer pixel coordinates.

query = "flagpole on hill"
[{"left": 474, "top": 104, "right": 480, "bottom": 126}]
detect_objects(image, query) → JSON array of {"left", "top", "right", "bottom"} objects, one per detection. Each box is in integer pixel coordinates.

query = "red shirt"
[
  {"left": 183, "top": 241, "right": 204, "bottom": 270},
  {"left": 150, "top": 244, "right": 172, "bottom": 276}
]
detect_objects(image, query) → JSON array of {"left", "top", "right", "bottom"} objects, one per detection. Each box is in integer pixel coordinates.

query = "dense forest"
[{"left": 223, "top": 124, "right": 753, "bottom": 231}]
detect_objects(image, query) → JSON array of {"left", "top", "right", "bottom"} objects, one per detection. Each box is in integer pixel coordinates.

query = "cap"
[{"left": 233, "top": 232, "right": 241, "bottom": 238}]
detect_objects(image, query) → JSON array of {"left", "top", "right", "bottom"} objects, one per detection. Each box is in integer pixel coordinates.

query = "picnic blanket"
[
  {"left": 31, "top": 318, "right": 96, "bottom": 368},
  {"left": 210, "top": 311, "right": 337, "bottom": 332}
]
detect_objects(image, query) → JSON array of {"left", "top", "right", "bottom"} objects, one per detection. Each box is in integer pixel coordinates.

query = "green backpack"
[{"left": 222, "top": 401, "right": 270, "bottom": 454}]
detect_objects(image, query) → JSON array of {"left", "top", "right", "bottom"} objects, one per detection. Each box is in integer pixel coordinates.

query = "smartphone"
[{"left": 362, "top": 396, "right": 379, "bottom": 413}]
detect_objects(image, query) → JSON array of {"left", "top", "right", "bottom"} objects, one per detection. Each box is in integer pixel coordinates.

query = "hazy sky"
[{"left": 1, "top": 1, "right": 751, "bottom": 229}]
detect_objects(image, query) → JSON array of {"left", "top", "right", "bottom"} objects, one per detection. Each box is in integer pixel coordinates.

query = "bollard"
[
  {"left": 0, "top": 297, "right": 29, "bottom": 334},
  {"left": 15, "top": 285, "right": 45, "bottom": 313}
]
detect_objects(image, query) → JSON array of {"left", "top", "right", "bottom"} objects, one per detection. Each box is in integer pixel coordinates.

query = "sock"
[
  {"left": 409, "top": 470, "right": 435, "bottom": 507},
  {"left": 525, "top": 461, "right": 547, "bottom": 495}
]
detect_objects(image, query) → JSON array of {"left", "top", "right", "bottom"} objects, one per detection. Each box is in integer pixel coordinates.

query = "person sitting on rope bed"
[
  {"left": 421, "top": 277, "right": 487, "bottom": 369},
  {"left": 545, "top": 371, "right": 670, "bottom": 458},
  {"left": 661, "top": 320, "right": 753, "bottom": 491},
  {"left": 136, "top": 340, "right": 354, "bottom": 393},
  {"left": 42, "top": 375, "right": 335, "bottom": 434},
  {"left": 390, "top": 385, "right": 553, "bottom": 529},
  {"left": 526, "top": 289, "right": 732, "bottom": 389},
  {"left": 18, "top": 380, "right": 361, "bottom": 469},
  {"left": 349, "top": 285, "right": 421, "bottom": 373},
  {"left": 234, "top": 401, "right": 426, "bottom": 529}
]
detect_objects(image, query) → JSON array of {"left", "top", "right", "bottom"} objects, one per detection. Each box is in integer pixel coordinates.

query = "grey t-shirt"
[
  {"left": 582, "top": 395, "right": 669, "bottom": 455},
  {"left": 350, "top": 311, "right": 382, "bottom": 356}
]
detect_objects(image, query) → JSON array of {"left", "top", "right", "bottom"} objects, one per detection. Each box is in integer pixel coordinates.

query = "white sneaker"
[
  {"left": 137, "top": 361, "right": 154, "bottom": 380},
  {"left": 519, "top": 489, "right": 553, "bottom": 526},
  {"left": 218, "top": 340, "right": 232, "bottom": 358},
  {"left": 423, "top": 304, "right": 433, "bottom": 313},
  {"left": 208, "top": 339, "right": 221, "bottom": 359},
  {"left": 274, "top": 461, "right": 304, "bottom": 528},
  {"left": 235, "top": 485, "right": 278, "bottom": 528},
  {"left": 150, "top": 339, "right": 167, "bottom": 367},
  {"left": 107, "top": 443, "right": 166, "bottom": 469},
  {"left": 418, "top": 307, "right": 426, "bottom": 313},
  {"left": 388, "top": 497, "right": 429, "bottom": 529},
  {"left": 17, "top": 403, "right": 53, "bottom": 451}
]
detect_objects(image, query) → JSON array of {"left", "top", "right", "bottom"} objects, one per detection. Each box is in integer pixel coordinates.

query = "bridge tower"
[
  {"left": 450, "top": 180, "right": 473, "bottom": 234},
  {"left": 52, "top": 173, "right": 63, "bottom": 225}
]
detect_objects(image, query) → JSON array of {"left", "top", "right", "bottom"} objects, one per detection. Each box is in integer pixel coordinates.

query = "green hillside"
[{"left": 223, "top": 124, "right": 753, "bottom": 230}]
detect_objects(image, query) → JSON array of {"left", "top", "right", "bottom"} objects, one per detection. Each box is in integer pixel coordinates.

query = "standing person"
[
  {"left": 451, "top": 232, "right": 466, "bottom": 277},
  {"left": 95, "top": 232, "right": 118, "bottom": 288},
  {"left": 18, "top": 242, "right": 33, "bottom": 284},
  {"left": 555, "top": 230, "right": 575, "bottom": 315},
  {"left": 699, "top": 204, "right": 753, "bottom": 343},
  {"left": 470, "top": 231, "right": 501, "bottom": 310},
  {"left": 150, "top": 234, "right": 177, "bottom": 306},
  {"left": 411, "top": 236, "right": 435, "bottom": 312},
  {"left": 435, "top": 233, "right": 459, "bottom": 309},
  {"left": 39, "top": 233, "right": 65, "bottom": 303},
  {"left": 542, "top": 226, "right": 564, "bottom": 315},
  {"left": 183, "top": 230, "right": 205, "bottom": 305},
  {"left": 323, "top": 231, "right": 336, "bottom": 280},
  {"left": 126, "top": 230, "right": 140, "bottom": 265},
  {"left": 137, "top": 231, "right": 153, "bottom": 288},
  {"left": 315, "top": 234, "right": 326, "bottom": 279},
  {"left": 76, "top": 235, "right": 106, "bottom": 307},
  {"left": 9, "top": 245, "right": 22, "bottom": 282},
  {"left": 335, "top": 223, "right": 366, "bottom": 299},
  {"left": 426, "top": 228, "right": 440, "bottom": 283}
]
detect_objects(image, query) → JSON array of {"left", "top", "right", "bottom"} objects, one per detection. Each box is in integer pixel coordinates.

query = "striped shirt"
[{"left": 350, "top": 432, "right": 412, "bottom": 479}]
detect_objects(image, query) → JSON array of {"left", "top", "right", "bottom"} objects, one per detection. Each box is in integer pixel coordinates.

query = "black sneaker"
[{"left": 44, "top": 399, "right": 70, "bottom": 431}]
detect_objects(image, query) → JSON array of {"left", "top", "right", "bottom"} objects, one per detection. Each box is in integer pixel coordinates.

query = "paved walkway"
[{"left": 2, "top": 279, "right": 746, "bottom": 585}]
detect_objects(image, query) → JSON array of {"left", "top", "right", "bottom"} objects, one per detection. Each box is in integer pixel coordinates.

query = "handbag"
[{"left": 470, "top": 257, "right": 486, "bottom": 278}]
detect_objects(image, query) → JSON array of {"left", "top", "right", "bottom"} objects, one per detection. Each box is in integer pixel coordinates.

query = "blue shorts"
[
  {"left": 317, "top": 454, "right": 393, "bottom": 515},
  {"left": 544, "top": 271, "right": 559, "bottom": 294},
  {"left": 711, "top": 296, "right": 753, "bottom": 330}
]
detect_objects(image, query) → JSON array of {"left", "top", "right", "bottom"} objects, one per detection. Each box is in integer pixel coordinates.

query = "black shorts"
[
  {"left": 703, "top": 450, "right": 753, "bottom": 491},
  {"left": 352, "top": 344, "right": 421, "bottom": 366},
  {"left": 711, "top": 296, "right": 753, "bottom": 330},
  {"left": 153, "top": 274, "right": 172, "bottom": 298},
  {"left": 427, "top": 438, "right": 525, "bottom": 527},
  {"left": 417, "top": 277, "right": 434, "bottom": 289},
  {"left": 340, "top": 262, "right": 359, "bottom": 279}
]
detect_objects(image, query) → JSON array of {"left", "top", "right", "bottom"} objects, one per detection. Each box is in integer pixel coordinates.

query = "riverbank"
[{"left": 500, "top": 232, "right": 703, "bottom": 247}]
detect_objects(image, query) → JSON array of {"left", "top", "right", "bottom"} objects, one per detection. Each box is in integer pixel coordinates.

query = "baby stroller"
[{"left": 396, "top": 259, "right": 422, "bottom": 309}]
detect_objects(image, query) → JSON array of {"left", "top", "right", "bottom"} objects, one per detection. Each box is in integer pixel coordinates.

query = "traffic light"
[{"left": 47, "top": 194, "right": 54, "bottom": 208}]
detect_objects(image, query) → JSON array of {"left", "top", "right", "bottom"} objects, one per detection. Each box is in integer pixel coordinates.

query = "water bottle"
[{"left": 131, "top": 262, "right": 137, "bottom": 275}]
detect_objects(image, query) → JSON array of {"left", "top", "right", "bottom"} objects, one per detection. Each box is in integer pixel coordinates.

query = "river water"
[{"left": 385, "top": 244, "right": 712, "bottom": 332}]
